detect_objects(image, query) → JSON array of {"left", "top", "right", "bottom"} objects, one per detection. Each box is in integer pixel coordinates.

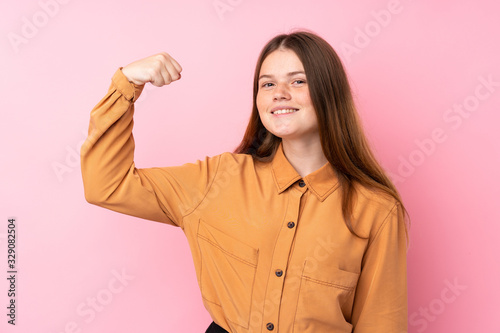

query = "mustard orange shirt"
[{"left": 81, "top": 68, "right": 408, "bottom": 333}]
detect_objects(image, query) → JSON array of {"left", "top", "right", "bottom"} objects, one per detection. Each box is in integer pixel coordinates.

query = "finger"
[
  {"left": 164, "top": 60, "right": 181, "bottom": 81},
  {"left": 150, "top": 76, "right": 165, "bottom": 87},
  {"left": 150, "top": 66, "right": 166, "bottom": 87},
  {"left": 170, "top": 56, "right": 183, "bottom": 73},
  {"left": 159, "top": 64, "right": 172, "bottom": 86}
]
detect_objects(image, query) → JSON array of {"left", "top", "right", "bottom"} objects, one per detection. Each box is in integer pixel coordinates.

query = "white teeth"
[{"left": 272, "top": 109, "right": 298, "bottom": 114}]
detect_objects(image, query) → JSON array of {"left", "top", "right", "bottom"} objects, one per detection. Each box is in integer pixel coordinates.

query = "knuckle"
[
  {"left": 154, "top": 59, "right": 163, "bottom": 70},
  {"left": 158, "top": 52, "right": 170, "bottom": 60},
  {"left": 147, "top": 67, "right": 156, "bottom": 77},
  {"left": 154, "top": 54, "right": 166, "bottom": 63}
]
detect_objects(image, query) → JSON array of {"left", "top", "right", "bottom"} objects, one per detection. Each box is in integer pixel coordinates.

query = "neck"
[{"left": 281, "top": 137, "right": 329, "bottom": 178}]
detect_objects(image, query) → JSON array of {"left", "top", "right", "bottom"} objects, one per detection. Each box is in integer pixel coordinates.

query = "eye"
[
  {"left": 261, "top": 82, "right": 274, "bottom": 88},
  {"left": 294, "top": 79, "right": 306, "bottom": 84}
]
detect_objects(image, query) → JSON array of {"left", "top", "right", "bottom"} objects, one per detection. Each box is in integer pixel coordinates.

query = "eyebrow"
[{"left": 258, "top": 71, "right": 306, "bottom": 81}]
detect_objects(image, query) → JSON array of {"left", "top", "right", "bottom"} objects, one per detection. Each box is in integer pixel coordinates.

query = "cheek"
[
  {"left": 298, "top": 91, "right": 313, "bottom": 106},
  {"left": 256, "top": 98, "right": 268, "bottom": 121},
  {"left": 256, "top": 92, "right": 264, "bottom": 110}
]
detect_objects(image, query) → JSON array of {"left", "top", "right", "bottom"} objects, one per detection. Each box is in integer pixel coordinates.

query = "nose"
[{"left": 273, "top": 83, "right": 291, "bottom": 100}]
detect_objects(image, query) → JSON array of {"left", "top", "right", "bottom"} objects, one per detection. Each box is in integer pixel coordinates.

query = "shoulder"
[
  {"left": 215, "top": 151, "right": 268, "bottom": 172},
  {"left": 173, "top": 150, "right": 254, "bottom": 169},
  {"left": 219, "top": 151, "right": 254, "bottom": 164},
  {"left": 167, "top": 151, "right": 266, "bottom": 180},
  {"left": 351, "top": 182, "right": 402, "bottom": 240},
  {"left": 353, "top": 182, "right": 398, "bottom": 212},
  {"left": 169, "top": 151, "right": 263, "bottom": 182}
]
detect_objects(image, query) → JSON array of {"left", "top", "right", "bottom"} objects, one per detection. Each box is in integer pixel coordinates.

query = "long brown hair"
[{"left": 234, "top": 29, "right": 409, "bottom": 239}]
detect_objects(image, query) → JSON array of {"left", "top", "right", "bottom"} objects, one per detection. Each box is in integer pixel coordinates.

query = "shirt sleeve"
[
  {"left": 351, "top": 202, "right": 408, "bottom": 332},
  {"left": 80, "top": 68, "right": 220, "bottom": 229}
]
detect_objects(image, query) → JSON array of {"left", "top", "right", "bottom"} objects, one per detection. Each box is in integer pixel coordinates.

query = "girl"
[{"left": 81, "top": 30, "right": 409, "bottom": 332}]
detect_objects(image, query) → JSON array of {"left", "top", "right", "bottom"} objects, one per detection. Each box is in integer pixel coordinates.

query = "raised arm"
[{"left": 80, "top": 53, "right": 187, "bottom": 225}]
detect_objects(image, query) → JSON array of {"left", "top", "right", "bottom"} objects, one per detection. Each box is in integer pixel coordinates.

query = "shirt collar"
[{"left": 270, "top": 142, "right": 340, "bottom": 202}]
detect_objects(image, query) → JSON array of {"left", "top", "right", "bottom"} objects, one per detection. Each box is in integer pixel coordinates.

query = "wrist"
[{"left": 120, "top": 67, "right": 142, "bottom": 86}]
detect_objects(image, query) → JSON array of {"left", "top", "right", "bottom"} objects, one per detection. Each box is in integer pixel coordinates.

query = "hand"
[{"left": 121, "top": 52, "right": 182, "bottom": 87}]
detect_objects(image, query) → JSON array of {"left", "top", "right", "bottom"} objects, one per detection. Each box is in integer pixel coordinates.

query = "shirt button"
[
  {"left": 266, "top": 322, "right": 274, "bottom": 330},
  {"left": 287, "top": 221, "right": 295, "bottom": 229},
  {"left": 275, "top": 269, "right": 283, "bottom": 277},
  {"left": 298, "top": 179, "right": 306, "bottom": 187}
]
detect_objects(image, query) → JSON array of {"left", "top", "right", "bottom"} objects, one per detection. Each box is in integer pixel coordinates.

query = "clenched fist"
[{"left": 121, "top": 52, "right": 182, "bottom": 87}]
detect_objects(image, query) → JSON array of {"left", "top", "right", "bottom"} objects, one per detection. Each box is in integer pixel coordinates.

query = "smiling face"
[{"left": 256, "top": 48, "right": 320, "bottom": 143}]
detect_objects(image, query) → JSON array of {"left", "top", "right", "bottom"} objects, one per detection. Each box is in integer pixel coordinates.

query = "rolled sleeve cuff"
[{"left": 111, "top": 67, "right": 145, "bottom": 102}]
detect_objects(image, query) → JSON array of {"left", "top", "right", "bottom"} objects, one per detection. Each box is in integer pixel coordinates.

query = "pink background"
[{"left": 1, "top": 1, "right": 499, "bottom": 332}]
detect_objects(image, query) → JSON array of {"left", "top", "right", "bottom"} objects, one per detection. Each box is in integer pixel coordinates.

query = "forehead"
[{"left": 260, "top": 49, "right": 304, "bottom": 74}]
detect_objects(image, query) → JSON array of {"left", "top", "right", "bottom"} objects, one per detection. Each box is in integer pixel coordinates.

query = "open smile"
[{"left": 271, "top": 108, "right": 299, "bottom": 115}]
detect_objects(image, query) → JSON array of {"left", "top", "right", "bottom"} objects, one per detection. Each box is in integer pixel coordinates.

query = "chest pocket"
[
  {"left": 293, "top": 259, "right": 360, "bottom": 333},
  {"left": 196, "top": 219, "right": 259, "bottom": 329}
]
